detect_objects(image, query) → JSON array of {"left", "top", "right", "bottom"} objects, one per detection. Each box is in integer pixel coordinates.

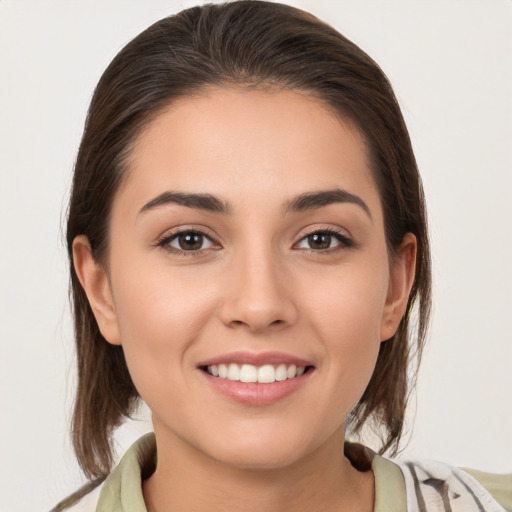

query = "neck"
[{"left": 143, "top": 427, "right": 374, "bottom": 512}]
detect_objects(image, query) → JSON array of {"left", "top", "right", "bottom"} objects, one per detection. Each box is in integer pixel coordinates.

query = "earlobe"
[
  {"left": 380, "top": 233, "right": 417, "bottom": 341},
  {"left": 72, "top": 235, "right": 122, "bottom": 345}
]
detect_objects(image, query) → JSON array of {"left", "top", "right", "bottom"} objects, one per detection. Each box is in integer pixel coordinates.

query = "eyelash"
[
  {"left": 156, "top": 227, "right": 354, "bottom": 256},
  {"left": 294, "top": 228, "right": 354, "bottom": 253},
  {"left": 156, "top": 229, "right": 219, "bottom": 257}
]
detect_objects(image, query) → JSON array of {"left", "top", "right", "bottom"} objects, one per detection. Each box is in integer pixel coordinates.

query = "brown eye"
[
  {"left": 307, "top": 233, "right": 332, "bottom": 250},
  {"left": 178, "top": 232, "right": 203, "bottom": 250},
  {"left": 168, "top": 231, "right": 214, "bottom": 251},
  {"left": 296, "top": 230, "right": 352, "bottom": 251}
]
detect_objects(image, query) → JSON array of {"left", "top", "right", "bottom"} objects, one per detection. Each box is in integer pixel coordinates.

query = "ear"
[
  {"left": 380, "top": 233, "right": 417, "bottom": 341},
  {"left": 72, "top": 235, "right": 122, "bottom": 345}
]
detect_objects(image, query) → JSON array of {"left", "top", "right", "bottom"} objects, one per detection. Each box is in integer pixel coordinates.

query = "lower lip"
[{"left": 201, "top": 370, "right": 313, "bottom": 406}]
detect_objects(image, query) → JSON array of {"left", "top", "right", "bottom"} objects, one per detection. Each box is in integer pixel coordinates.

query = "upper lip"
[{"left": 197, "top": 351, "right": 312, "bottom": 368}]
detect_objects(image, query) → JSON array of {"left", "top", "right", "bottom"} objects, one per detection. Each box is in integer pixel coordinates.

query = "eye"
[
  {"left": 159, "top": 230, "right": 216, "bottom": 253},
  {"left": 295, "top": 230, "right": 352, "bottom": 251}
]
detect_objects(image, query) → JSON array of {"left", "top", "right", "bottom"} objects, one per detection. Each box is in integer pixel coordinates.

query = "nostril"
[
  {"left": 228, "top": 318, "right": 286, "bottom": 330},
  {"left": 219, "top": 291, "right": 298, "bottom": 332}
]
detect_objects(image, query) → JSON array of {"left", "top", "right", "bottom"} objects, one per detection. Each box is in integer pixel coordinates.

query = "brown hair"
[{"left": 66, "top": 0, "right": 431, "bottom": 480}]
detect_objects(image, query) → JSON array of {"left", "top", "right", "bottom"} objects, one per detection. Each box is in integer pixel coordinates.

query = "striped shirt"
[{"left": 52, "top": 434, "right": 512, "bottom": 512}]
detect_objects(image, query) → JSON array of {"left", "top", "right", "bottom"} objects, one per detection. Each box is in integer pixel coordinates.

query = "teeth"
[
  {"left": 258, "top": 364, "right": 275, "bottom": 384},
  {"left": 218, "top": 364, "right": 228, "bottom": 379},
  {"left": 240, "top": 364, "right": 258, "bottom": 383},
  {"left": 275, "top": 364, "right": 287, "bottom": 381},
  {"left": 207, "top": 363, "right": 307, "bottom": 383},
  {"left": 227, "top": 363, "right": 240, "bottom": 381}
]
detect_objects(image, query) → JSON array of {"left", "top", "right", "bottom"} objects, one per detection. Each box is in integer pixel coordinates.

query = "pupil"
[
  {"left": 309, "top": 233, "right": 331, "bottom": 249},
  {"left": 179, "top": 232, "right": 202, "bottom": 250}
]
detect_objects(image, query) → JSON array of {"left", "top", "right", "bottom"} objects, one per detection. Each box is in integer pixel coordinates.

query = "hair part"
[{"left": 67, "top": 0, "right": 431, "bottom": 479}]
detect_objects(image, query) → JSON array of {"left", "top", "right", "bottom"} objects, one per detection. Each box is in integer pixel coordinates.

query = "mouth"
[
  {"left": 201, "top": 363, "right": 313, "bottom": 384},
  {"left": 197, "top": 352, "right": 315, "bottom": 404}
]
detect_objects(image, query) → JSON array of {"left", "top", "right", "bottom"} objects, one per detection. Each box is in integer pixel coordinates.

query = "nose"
[{"left": 219, "top": 246, "right": 298, "bottom": 333}]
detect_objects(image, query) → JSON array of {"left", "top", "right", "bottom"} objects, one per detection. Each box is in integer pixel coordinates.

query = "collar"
[{"left": 96, "top": 433, "right": 406, "bottom": 512}]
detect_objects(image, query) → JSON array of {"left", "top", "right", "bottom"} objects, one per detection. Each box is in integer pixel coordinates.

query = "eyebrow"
[
  {"left": 138, "top": 188, "right": 371, "bottom": 220},
  {"left": 284, "top": 189, "right": 372, "bottom": 219},
  {"left": 138, "top": 191, "right": 232, "bottom": 216}
]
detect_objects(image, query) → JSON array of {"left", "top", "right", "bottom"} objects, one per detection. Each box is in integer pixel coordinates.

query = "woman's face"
[{"left": 77, "top": 88, "right": 414, "bottom": 469}]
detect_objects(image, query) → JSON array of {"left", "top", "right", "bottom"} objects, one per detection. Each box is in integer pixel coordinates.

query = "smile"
[
  {"left": 198, "top": 352, "right": 314, "bottom": 405},
  {"left": 205, "top": 363, "right": 307, "bottom": 383}
]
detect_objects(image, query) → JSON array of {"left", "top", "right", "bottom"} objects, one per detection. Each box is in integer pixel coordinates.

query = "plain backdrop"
[{"left": 1, "top": 1, "right": 511, "bottom": 510}]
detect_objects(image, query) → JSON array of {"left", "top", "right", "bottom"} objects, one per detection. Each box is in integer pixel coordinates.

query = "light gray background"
[{"left": 1, "top": 1, "right": 511, "bottom": 510}]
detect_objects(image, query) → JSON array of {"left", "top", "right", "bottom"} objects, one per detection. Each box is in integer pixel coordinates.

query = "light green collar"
[
  {"left": 97, "top": 433, "right": 155, "bottom": 512},
  {"left": 97, "top": 433, "right": 406, "bottom": 512},
  {"left": 372, "top": 453, "right": 407, "bottom": 512}
]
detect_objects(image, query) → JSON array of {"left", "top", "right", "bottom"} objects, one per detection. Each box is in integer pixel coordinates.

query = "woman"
[{"left": 53, "top": 1, "right": 510, "bottom": 511}]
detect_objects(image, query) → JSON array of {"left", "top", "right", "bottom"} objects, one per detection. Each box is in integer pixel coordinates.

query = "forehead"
[{"left": 117, "top": 87, "right": 381, "bottom": 219}]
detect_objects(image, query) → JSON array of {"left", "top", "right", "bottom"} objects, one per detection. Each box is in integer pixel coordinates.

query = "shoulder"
[
  {"left": 464, "top": 468, "right": 512, "bottom": 512},
  {"left": 49, "top": 480, "right": 104, "bottom": 512},
  {"left": 49, "top": 433, "right": 155, "bottom": 512},
  {"left": 394, "top": 458, "right": 512, "bottom": 512}
]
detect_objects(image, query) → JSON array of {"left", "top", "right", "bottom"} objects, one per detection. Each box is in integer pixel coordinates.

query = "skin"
[{"left": 73, "top": 88, "right": 416, "bottom": 512}]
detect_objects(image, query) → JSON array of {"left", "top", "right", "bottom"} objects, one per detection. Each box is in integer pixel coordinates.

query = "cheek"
[
  {"left": 307, "top": 259, "right": 389, "bottom": 342},
  {"left": 109, "top": 262, "right": 217, "bottom": 393},
  {"left": 112, "top": 248, "right": 216, "bottom": 333},
  {"left": 302, "top": 258, "right": 389, "bottom": 394}
]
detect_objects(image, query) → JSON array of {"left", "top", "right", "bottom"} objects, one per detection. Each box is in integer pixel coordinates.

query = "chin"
[
  {"left": 213, "top": 445, "right": 306, "bottom": 470},
  {"left": 202, "top": 426, "right": 324, "bottom": 470}
]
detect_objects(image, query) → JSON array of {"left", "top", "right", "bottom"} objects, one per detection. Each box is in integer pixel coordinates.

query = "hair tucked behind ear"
[{"left": 67, "top": 0, "right": 431, "bottom": 479}]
